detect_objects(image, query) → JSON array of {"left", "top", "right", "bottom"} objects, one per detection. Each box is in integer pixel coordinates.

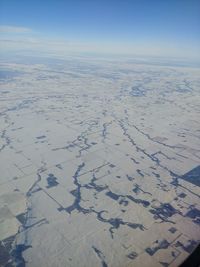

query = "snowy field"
[{"left": 0, "top": 56, "right": 200, "bottom": 267}]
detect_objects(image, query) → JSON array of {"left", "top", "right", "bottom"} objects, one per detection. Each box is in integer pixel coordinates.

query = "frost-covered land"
[{"left": 0, "top": 56, "right": 200, "bottom": 267}]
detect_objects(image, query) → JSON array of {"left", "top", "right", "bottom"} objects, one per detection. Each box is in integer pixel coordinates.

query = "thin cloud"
[{"left": 0, "top": 25, "right": 32, "bottom": 33}]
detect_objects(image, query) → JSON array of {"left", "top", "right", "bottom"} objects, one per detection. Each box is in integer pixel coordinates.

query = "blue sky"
[{"left": 0, "top": 0, "right": 200, "bottom": 59}]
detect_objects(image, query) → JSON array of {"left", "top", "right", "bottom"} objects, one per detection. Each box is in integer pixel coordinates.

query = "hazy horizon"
[{"left": 0, "top": 0, "right": 200, "bottom": 61}]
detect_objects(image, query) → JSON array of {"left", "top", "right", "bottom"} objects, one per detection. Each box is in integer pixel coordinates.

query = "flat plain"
[{"left": 0, "top": 57, "right": 200, "bottom": 267}]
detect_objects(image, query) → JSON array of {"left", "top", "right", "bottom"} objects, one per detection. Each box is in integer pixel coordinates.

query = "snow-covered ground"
[{"left": 0, "top": 57, "right": 200, "bottom": 267}]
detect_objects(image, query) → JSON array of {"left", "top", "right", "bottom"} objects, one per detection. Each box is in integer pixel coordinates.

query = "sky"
[{"left": 0, "top": 0, "right": 200, "bottom": 60}]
